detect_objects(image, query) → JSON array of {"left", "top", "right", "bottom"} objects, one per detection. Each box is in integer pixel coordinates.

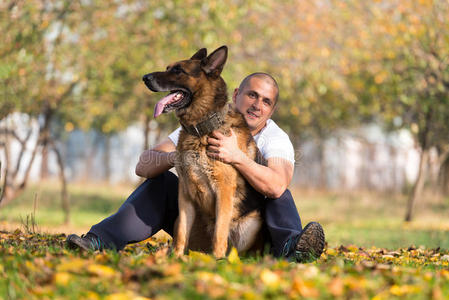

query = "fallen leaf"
[
  {"left": 163, "top": 263, "right": 182, "bottom": 276},
  {"left": 292, "top": 277, "right": 319, "bottom": 298},
  {"left": 196, "top": 271, "right": 226, "bottom": 285},
  {"left": 105, "top": 292, "right": 150, "bottom": 300},
  {"left": 84, "top": 291, "right": 101, "bottom": 300},
  {"left": 228, "top": 247, "right": 241, "bottom": 264},
  {"left": 87, "top": 264, "right": 117, "bottom": 278},
  {"left": 328, "top": 277, "right": 344, "bottom": 296},
  {"left": 260, "top": 269, "right": 280, "bottom": 288},
  {"left": 188, "top": 250, "right": 215, "bottom": 264},
  {"left": 54, "top": 271, "right": 72, "bottom": 286},
  {"left": 57, "top": 258, "right": 88, "bottom": 273}
]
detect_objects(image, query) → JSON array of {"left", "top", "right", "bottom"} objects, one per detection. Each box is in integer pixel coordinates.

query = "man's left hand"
[{"left": 207, "top": 129, "right": 243, "bottom": 164}]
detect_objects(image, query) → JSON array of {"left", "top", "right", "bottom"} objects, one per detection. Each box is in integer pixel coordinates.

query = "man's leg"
[
  {"left": 265, "top": 189, "right": 325, "bottom": 262},
  {"left": 67, "top": 171, "right": 179, "bottom": 251}
]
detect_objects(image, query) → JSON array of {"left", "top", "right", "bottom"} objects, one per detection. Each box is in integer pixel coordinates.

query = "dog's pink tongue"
[{"left": 154, "top": 93, "right": 177, "bottom": 118}]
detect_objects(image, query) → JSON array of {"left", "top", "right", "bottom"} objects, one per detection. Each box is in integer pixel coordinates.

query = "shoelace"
[
  {"left": 281, "top": 235, "right": 300, "bottom": 258},
  {"left": 281, "top": 235, "right": 316, "bottom": 263},
  {"left": 81, "top": 234, "right": 102, "bottom": 250}
]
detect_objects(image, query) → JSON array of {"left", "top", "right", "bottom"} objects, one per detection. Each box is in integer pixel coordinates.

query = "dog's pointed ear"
[
  {"left": 190, "top": 48, "right": 207, "bottom": 60},
  {"left": 201, "top": 45, "right": 228, "bottom": 76}
]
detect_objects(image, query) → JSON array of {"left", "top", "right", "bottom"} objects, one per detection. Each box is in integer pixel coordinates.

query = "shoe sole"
[
  {"left": 296, "top": 222, "right": 325, "bottom": 262},
  {"left": 66, "top": 234, "right": 92, "bottom": 251}
]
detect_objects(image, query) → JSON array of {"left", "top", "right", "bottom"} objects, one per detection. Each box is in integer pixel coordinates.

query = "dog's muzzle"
[{"left": 142, "top": 74, "right": 159, "bottom": 92}]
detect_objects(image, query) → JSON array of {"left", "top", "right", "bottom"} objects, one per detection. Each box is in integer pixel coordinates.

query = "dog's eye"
[{"left": 170, "top": 65, "right": 183, "bottom": 74}]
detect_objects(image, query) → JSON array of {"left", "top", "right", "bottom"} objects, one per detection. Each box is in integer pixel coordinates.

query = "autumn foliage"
[{"left": 1, "top": 229, "right": 449, "bottom": 299}]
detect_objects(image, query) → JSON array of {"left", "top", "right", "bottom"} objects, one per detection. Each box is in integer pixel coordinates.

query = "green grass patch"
[
  {"left": 1, "top": 182, "right": 449, "bottom": 250},
  {"left": 1, "top": 230, "right": 449, "bottom": 299}
]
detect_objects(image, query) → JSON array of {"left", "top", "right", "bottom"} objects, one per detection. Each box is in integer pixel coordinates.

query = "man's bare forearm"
[
  {"left": 232, "top": 152, "right": 290, "bottom": 199},
  {"left": 135, "top": 150, "right": 177, "bottom": 178}
]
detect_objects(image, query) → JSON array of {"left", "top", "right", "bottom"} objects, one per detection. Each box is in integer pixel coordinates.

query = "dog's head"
[{"left": 142, "top": 46, "right": 228, "bottom": 118}]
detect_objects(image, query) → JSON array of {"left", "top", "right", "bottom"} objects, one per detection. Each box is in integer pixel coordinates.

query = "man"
[{"left": 67, "top": 73, "right": 325, "bottom": 262}]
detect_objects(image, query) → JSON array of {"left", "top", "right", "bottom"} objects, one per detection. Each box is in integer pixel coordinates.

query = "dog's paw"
[
  {"left": 212, "top": 248, "right": 227, "bottom": 259},
  {"left": 173, "top": 248, "right": 185, "bottom": 258}
]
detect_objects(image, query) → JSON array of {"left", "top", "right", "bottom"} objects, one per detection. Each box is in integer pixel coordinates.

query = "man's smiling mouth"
[{"left": 247, "top": 111, "right": 260, "bottom": 119}]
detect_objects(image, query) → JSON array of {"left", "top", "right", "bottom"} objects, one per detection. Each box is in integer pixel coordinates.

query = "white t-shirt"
[{"left": 168, "top": 119, "right": 295, "bottom": 165}]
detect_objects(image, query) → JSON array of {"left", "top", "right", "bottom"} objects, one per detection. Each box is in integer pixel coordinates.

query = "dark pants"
[{"left": 90, "top": 171, "right": 302, "bottom": 256}]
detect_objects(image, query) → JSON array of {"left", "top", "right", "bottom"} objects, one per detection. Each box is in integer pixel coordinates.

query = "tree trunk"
[
  {"left": 0, "top": 128, "right": 11, "bottom": 206},
  {"left": 437, "top": 149, "right": 449, "bottom": 195},
  {"left": 143, "top": 113, "right": 150, "bottom": 151},
  {"left": 19, "top": 133, "right": 42, "bottom": 190},
  {"left": 39, "top": 108, "right": 52, "bottom": 180},
  {"left": 51, "top": 141, "right": 70, "bottom": 224},
  {"left": 438, "top": 156, "right": 449, "bottom": 195},
  {"left": 317, "top": 140, "right": 327, "bottom": 189},
  {"left": 404, "top": 148, "right": 429, "bottom": 222},
  {"left": 12, "top": 128, "right": 33, "bottom": 180},
  {"left": 103, "top": 134, "right": 111, "bottom": 182},
  {"left": 40, "top": 142, "right": 49, "bottom": 179},
  {"left": 389, "top": 145, "right": 398, "bottom": 192},
  {"left": 83, "top": 133, "right": 98, "bottom": 181}
]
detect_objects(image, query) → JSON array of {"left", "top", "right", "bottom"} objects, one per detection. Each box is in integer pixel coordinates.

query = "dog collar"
[{"left": 181, "top": 106, "right": 228, "bottom": 137}]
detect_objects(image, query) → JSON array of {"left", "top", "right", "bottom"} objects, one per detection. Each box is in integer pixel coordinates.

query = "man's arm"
[
  {"left": 135, "top": 138, "right": 177, "bottom": 178},
  {"left": 234, "top": 156, "right": 293, "bottom": 199},
  {"left": 207, "top": 130, "right": 293, "bottom": 199}
]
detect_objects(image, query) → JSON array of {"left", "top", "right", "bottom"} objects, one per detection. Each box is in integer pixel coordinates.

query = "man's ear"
[
  {"left": 201, "top": 45, "right": 228, "bottom": 76},
  {"left": 232, "top": 88, "right": 239, "bottom": 104},
  {"left": 190, "top": 48, "right": 207, "bottom": 60}
]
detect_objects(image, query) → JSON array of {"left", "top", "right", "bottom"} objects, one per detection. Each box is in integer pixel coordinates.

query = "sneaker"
[
  {"left": 282, "top": 222, "right": 325, "bottom": 263},
  {"left": 66, "top": 233, "right": 104, "bottom": 251}
]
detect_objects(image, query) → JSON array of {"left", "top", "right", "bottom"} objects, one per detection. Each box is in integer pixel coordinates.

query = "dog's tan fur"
[{"left": 143, "top": 46, "right": 264, "bottom": 258}]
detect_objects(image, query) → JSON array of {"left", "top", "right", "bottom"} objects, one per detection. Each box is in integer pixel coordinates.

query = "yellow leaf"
[
  {"left": 290, "top": 106, "right": 300, "bottom": 116},
  {"left": 227, "top": 247, "right": 241, "bottom": 264},
  {"left": 260, "top": 269, "right": 280, "bottom": 288},
  {"left": 196, "top": 271, "right": 225, "bottom": 285},
  {"left": 87, "top": 264, "right": 117, "bottom": 278},
  {"left": 163, "top": 263, "right": 182, "bottom": 276},
  {"left": 326, "top": 248, "right": 337, "bottom": 256},
  {"left": 328, "top": 277, "right": 344, "bottom": 296},
  {"left": 105, "top": 292, "right": 150, "bottom": 300},
  {"left": 54, "top": 271, "right": 72, "bottom": 286},
  {"left": 242, "top": 290, "right": 257, "bottom": 300},
  {"left": 65, "top": 122, "right": 74, "bottom": 132},
  {"left": 104, "top": 293, "right": 131, "bottom": 300},
  {"left": 347, "top": 245, "right": 358, "bottom": 252},
  {"left": 84, "top": 291, "right": 101, "bottom": 300},
  {"left": 292, "top": 277, "right": 319, "bottom": 298},
  {"left": 25, "top": 260, "right": 38, "bottom": 273},
  {"left": 390, "top": 284, "right": 421, "bottom": 296},
  {"left": 94, "top": 253, "right": 109, "bottom": 264},
  {"left": 188, "top": 250, "right": 215, "bottom": 264},
  {"left": 57, "top": 258, "right": 88, "bottom": 273},
  {"left": 31, "top": 286, "right": 54, "bottom": 297}
]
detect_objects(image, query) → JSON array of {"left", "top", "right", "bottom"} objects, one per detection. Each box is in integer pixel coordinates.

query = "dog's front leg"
[
  {"left": 173, "top": 183, "right": 195, "bottom": 257},
  {"left": 213, "top": 184, "right": 235, "bottom": 258}
]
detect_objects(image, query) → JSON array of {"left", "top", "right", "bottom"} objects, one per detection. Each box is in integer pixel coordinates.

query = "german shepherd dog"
[{"left": 142, "top": 46, "right": 264, "bottom": 258}]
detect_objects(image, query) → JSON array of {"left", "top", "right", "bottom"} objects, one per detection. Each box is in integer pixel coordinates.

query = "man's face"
[{"left": 233, "top": 77, "right": 277, "bottom": 135}]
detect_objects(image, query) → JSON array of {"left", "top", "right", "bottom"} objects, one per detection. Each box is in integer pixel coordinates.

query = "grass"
[
  {"left": 1, "top": 181, "right": 449, "bottom": 249},
  {"left": 1, "top": 182, "right": 449, "bottom": 299},
  {"left": 0, "top": 180, "right": 133, "bottom": 231},
  {"left": 1, "top": 230, "right": 449, "bottom": 299},
  {"left": 294, "top": 188, "right": 449, "bottom": 249}
]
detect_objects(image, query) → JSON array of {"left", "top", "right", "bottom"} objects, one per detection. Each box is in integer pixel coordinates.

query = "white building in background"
[
  {"left": 1, "top": 113, "right": 420, "bottom": 191},
  {"left": 294, "top": 125, "right": 420, "bottom": 191}
]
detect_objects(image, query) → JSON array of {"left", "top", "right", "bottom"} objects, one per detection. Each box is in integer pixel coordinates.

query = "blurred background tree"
[{"left": 1, "top": 0, "right": 448, "bottom": 223}]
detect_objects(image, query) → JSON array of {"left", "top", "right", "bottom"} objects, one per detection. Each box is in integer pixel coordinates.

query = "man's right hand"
[{"left": 135, "top": 137, "right": 177, "bottom": 178}]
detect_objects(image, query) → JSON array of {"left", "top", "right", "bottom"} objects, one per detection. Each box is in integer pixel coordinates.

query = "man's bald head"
[{"left": 238, "top": 73, "right": 279, "bottom": 105}]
